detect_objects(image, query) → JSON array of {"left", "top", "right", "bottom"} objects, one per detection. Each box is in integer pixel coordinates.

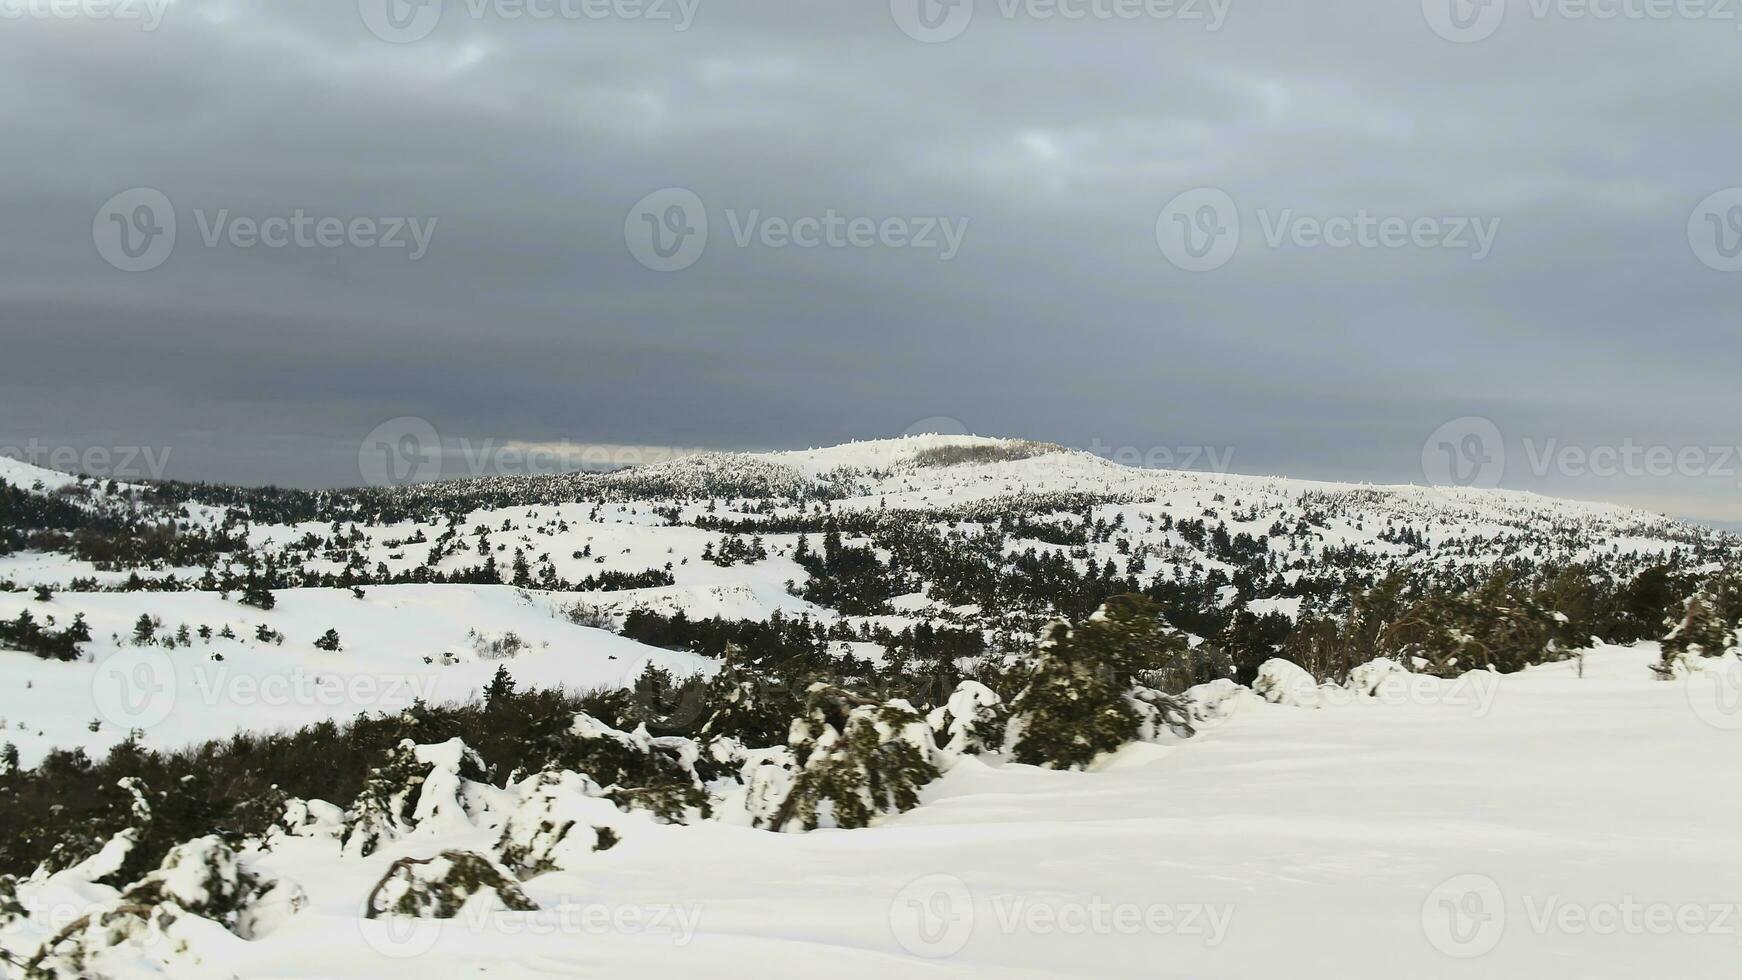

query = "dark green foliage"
[
  {"left": 1379, "top": 570, "right": 1560, "bottom": 675},
  {"left": 366, "top": 851, "right": 537, "bottom": 919},
  {"left": 339, "top": 739, "right": 474, "bottom": 858},
  {"left": 0, "top": 874, "right": 22, "bottom": 924},
  {"left": 701, "top": 668, "right": 801, "bottom": 749},
  {"left": 1655, "top": 573, "right": 1741, "bottom": 676},
  {"left": 529, "top": 715, "right": 708, "bottom": 824},
  {"left": 768, "top": 685, "right": 940, "bottom": 832},
  {"left": 1009, "top": 595, "right": 1190, "bottom": 770},
  {"left": 795, "top": 525, "right": 911, "bottom": 615},
  {"left": 705, "top": 534, "right": 768, "bottom": 567},
  {"left": 620, "top": 608, "right": 836, "bottom": 675},
  {"left": 238, "top": 578, "right": 276, "bottom": 610},
  {"left": 0, "top": 609, "right": 86, "bottom": 661},
  {"left": 0, "top": 689, "right": 639, "bottom": 879}
]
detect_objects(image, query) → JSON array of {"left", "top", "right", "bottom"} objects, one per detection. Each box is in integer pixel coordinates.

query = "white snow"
[
  {"left": 0, "top": 585, "right": 715, "bottom": 767},
  {"left": 4, "top": 438, "right": 1739, "bottom": 977},
  {"left": 5, "top": 644, "right": 1733, "bottom": 977}
]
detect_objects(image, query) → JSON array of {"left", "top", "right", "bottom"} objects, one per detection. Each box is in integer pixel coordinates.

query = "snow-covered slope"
[{"left": 0, "top": 585, "right": 714, "bottom": 768}]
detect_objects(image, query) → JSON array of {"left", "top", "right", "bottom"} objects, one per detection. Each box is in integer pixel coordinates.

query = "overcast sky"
[{"left": 1, "top": 0, "right": 1738, "bottom": 522}]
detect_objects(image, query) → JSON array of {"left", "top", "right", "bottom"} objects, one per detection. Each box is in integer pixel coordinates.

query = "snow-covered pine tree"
[
  {"left": 1007, "top": 594, "right": 1192, "bottom": 770},
  {"left": 1655, "top": 579, "right": 1740, "bottom": 678},
  {"left": 763, "top": 684, "right": 940, "bottom": 832}
]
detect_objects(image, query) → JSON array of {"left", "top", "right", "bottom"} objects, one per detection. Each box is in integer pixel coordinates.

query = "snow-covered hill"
[
  {"left": 4, "top": 436, "right": 1741, "bottom": 980},
  {"left": 1, "top": 433, "right": 1730, "bottom": 762}
]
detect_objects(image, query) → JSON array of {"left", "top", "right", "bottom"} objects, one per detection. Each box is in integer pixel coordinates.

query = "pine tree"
[
  {"left": 484, "top": 664, "right": 516, "bottom": 710},
  {"left": 1008, "top": 595, "right": 1190, "bottom": 770},
  {"left": 766, "top": 685, "right": 940, "bottom": 832},
  {"left": 239, "top": 578, "right": 275, "bottom": 610},
  {"left": 1656, "top": 582, "right": 1738, "bottom": 678}
]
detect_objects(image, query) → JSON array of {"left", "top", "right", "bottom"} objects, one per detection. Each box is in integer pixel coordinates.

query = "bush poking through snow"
[
  {"left": 24, "top": 837, "right": 304, "bottom": 978},
  {"left": 1184, "top": 678, "right": 1261, "bottom": 728},
  {"left": 1254, "top": 658, "right": 1324, "bottom": 708},
  {"left": 1130, "top": 686, "right": 1198, "bottom": 740},
  {"left": 927, "top": 680, "right": 1006, "bottom": 757},
  {"left": 530, "top": 714, "right": 708, "bottom": 825},
  {"left": 763, "top": 685, "right": 940, "bottom": 832},
  {"left": 1655, "top": 584, "right": 1740, "bottom": 679},
  {"left": 273, "top": 798, "right": 345, "bottom": 842},
  {"left": 365, "top": 851, "right": 537, "bottom": 920},
  {"left": 721, "top": 742, "right": 801, "bottom": 829},
  {"left": 495, "top": 770, "right": 622, "bottom": 877},
  {"left": 340, "top": 738, "right": 489, "bottom": 859},
  {"left": 1344, "top": 657, "right": 1413, "bottom": 697}
]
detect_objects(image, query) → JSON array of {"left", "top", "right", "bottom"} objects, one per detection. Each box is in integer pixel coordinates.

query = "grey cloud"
[{"left": 0, "top": 0, "right": 1736, "bottom": 520}]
